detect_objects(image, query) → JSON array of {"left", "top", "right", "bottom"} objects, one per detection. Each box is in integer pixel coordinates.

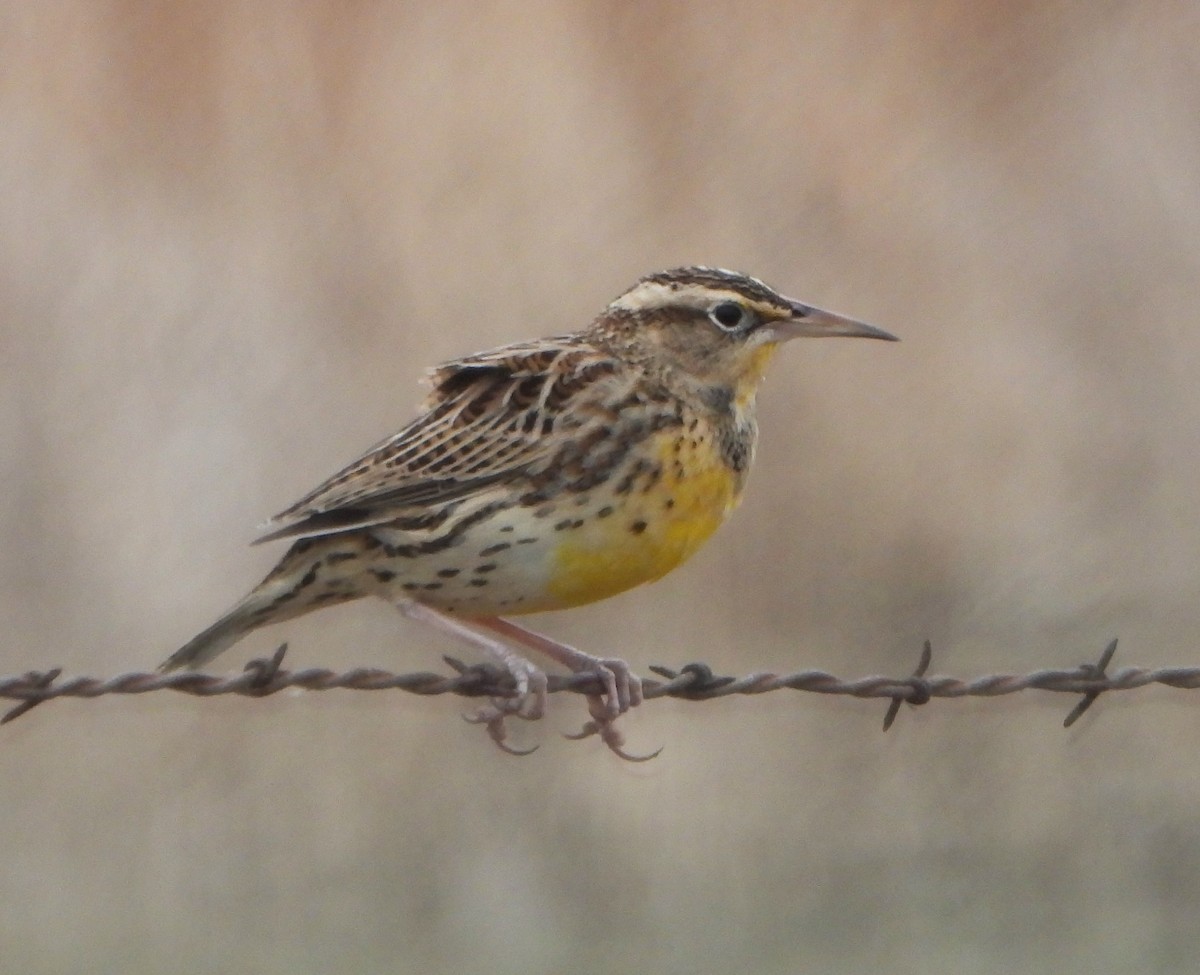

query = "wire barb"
[
  {"left": 1062, "top": 638, "right": 1119, "bottom": 728},
  {"left": 243, "top": 643, "right": 289, "bottom": 691},
  {"left": 647, "top": 662, "right": 737, "bottom": 698},
  {"left": 882, "top": 640, "right": 934, "bottom": 731},
  {"left": 1, "top": 668, "right": 62, "bottom": 725}
]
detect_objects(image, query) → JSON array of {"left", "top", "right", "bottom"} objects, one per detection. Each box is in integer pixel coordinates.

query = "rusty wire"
[{"left": 1, "top": 638, "right": 1197, "bottom": 730}]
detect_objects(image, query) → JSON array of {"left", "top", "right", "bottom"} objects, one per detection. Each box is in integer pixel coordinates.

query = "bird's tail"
[
  {"left": 159, "top": 594, "right": 269, "bottom": 672},
  {"left": 160, "top": 535, "right": 372, "bottom": 673},
  {"left": 160, "top": 560, "right": 310, "bottom": 673}
]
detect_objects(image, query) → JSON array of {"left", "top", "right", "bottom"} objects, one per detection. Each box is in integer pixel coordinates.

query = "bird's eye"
[{"left": 709, "top": 301, "right": 746, "bottom": 330}]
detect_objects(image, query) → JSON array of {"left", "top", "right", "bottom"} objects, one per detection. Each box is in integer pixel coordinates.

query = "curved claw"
[
  {"left": 615, "top": 743, "right": 664, "bottom": 763},
  {"left": 462, "top": 707, "right": 497, "bottom": 726},
  {"left": 494, "top": 737, "right": 540, "bottom": 757},
  {"left": 563, "top": 722, "right": 594, "bottom": 742},
  {"left": 462, "top": 707, "right": 539, "bottom": 756},
  {"left": 564, "top": 718, "right": 662, "bottom": 763}
]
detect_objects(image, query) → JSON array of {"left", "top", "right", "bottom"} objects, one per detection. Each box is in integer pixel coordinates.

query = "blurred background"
[{"left": 4, "top": 1, "right": 1200, "bottom": 971}]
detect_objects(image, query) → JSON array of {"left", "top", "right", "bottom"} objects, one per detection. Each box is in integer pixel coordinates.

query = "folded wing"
[{"left": 255, "top": 337, "right": 623, "bottom": 543}]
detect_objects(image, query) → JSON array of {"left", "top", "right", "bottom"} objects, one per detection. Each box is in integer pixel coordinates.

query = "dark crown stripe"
[{"left": 634, "top": 266, "right": 785, "bottom": 307}]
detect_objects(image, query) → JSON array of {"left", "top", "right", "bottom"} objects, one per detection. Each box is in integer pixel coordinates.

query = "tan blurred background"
[{"left": 4, "top": 1, "right": 1200, "bottom": 971}]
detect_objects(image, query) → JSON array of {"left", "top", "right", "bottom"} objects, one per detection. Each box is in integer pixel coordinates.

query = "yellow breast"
[{"left": 545, "top": 428, "right": 744, "bottom": 609}]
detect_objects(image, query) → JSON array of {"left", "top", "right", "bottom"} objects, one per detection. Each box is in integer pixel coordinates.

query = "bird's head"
[{"left": 596, "top": 266, "right": 897, "bottom": 399}]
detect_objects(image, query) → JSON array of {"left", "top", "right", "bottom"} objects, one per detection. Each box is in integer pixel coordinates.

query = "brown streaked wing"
[{"left": 253, "top": 338, "right": 623, "bottom": 543}]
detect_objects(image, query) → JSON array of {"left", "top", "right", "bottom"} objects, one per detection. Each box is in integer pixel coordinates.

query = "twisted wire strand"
[{"left": 0, "top": 638, "right": 1194, "bottom": 728}]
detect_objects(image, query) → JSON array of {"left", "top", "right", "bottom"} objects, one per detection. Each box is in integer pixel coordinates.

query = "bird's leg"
[
  {"left": 471, "top": 616, "right": 654, "bottom": 760},
  {"left": 395, "top": 601, "right": 651, "bottom": 759},
  {"left": 473, "top": 616, "right": 644, "bottom": 716},
  {"left": 394, "top": 600, "right": 547, "bottom": 755}
]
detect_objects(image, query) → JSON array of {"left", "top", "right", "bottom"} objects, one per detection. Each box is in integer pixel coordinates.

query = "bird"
[{"left": 161, "top": 266, "right": 897, "bottom": 758}]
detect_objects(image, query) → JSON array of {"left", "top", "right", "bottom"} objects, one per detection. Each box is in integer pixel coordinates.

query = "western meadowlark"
[{"left": 162, "top": 267, "right": 896, "bottom": 758}]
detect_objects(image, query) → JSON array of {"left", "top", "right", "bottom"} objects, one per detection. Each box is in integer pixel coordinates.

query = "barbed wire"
[{"left": 2, "top": 638, "right": 1197, "bottom": 732}]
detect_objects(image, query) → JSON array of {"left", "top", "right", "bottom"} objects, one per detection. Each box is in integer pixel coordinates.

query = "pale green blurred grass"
[{"left": 3, "top": 2, "right": 1200, "bottom": 972}]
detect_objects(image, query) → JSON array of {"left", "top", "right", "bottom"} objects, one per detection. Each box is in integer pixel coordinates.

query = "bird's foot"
[
  {"left": 463, "top": 647, "right": 548, "bottom": 755},
  {"left": 397, "top": 601, "right": 655, "bottom": 759},
  {"left": 397, "top": 600, "right": 549, "bottom": 755},
  {"left": 564, "top": 693, "right": 662, "bottom": 762},
  {"left": 474, "top": 618, "right": 656, "bottom": 762}
]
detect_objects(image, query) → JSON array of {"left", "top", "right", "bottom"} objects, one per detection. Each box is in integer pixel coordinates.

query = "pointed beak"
[{"left": 774, "top": 301, "right": 899, "bottom": 342}]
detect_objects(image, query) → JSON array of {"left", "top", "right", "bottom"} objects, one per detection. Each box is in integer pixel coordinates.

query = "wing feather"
[{"left": 254, "top": 337, "right": 623, "bottom": 543}]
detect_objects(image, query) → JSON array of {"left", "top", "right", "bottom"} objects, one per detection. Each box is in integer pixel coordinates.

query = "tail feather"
[
  {"left": 162, "top": 535, "right": 371, "bottom": 672},
  {"left": 160, "top": 569, "right": 305, "bottom": 672},
  {"left": 159, "top": 601, "right": 261, "bottom": 672}
]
